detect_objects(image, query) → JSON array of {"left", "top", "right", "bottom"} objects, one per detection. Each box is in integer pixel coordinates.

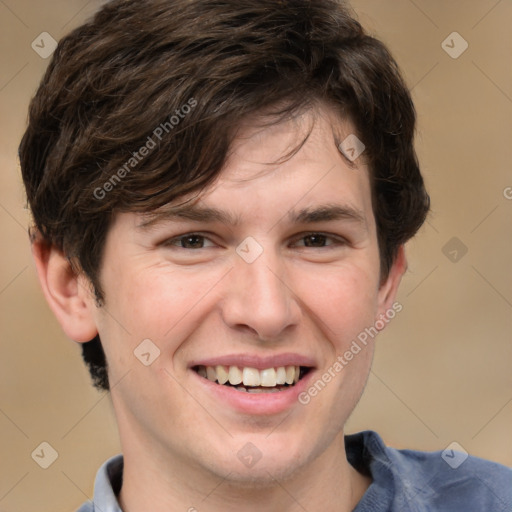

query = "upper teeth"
[{"left": 197, "top": 365, "right": 301, "bottom": 387}]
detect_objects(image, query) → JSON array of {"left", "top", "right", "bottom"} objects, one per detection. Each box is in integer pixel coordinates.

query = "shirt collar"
[
  {"left": 87, "top": 431, "right": 431, "bottom": 511},
  {"left": 89, "top": 454, "right": 124, "bottom": 511}
]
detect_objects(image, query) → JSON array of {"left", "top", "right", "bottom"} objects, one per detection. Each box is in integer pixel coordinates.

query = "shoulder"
[
  {"left": 348, "top": 431, "right": 512, "bottom": 511},
  {"left": 391, "top": 445, "right": 511, "bottom": 505}
]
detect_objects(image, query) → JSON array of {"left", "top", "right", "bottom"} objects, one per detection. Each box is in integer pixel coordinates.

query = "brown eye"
[
  {"left": 164, "top": 233, "right": 215, "bottom": 249},
  {"left": 179, "top": 235, "right": 205, "bottom": 248},
  {"left": 292, "top": 232, "right": 347, "bottom": 249},
  {"left": 303, "top": 234, "right": 328, "bottom": 247}
]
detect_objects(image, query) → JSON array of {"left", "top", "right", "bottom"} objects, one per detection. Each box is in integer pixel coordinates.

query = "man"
[{"left": 19, "top": 0, "right": 512, "bottom": 510}]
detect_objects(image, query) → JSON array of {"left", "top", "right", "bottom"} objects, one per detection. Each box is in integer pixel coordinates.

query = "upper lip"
[{"left": 189, "top": 353, "right": 317, "bottom": 370}]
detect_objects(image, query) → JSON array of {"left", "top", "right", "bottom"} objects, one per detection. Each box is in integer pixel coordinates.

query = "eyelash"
[
  {"left": 162, "top": 232, "right": 347, "bottom": 250},
  {"left": 163, "top": 233, "right": 216, "bottom": 249}
]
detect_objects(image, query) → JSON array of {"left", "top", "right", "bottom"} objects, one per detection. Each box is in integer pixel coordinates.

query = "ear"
[
  {"left": 376, "top": 245, "right": 407, "bottom": 323},
  {"left": 31, "top": 235, "right": 98, "bottom": 343}
]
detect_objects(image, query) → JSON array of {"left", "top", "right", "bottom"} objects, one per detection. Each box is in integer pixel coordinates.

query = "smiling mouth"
[{"left": 193, "top": 365, "right": 312, "bottom": 393}]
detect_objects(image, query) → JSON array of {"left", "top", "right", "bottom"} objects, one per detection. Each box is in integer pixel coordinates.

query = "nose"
[{"left": 220, "top": 247, "right": 301, "bottom": 341}]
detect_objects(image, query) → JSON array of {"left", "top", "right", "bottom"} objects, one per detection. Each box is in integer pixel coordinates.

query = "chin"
[{"left": 202, "top": 435, "right": 315, "bottom": 486}]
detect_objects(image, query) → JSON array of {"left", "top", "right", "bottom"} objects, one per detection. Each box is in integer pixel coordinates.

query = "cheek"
[
  {"left": 101, "top": 263, "right": 226, "bottom": 354},
  {"left": 114, "top": 272, "right": 183, "bottom": 338},
  {"left": 291, "top": 261, "right": 380, "bottom": 342}
]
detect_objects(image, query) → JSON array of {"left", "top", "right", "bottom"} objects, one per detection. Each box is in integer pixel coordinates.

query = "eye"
[
  {"left": 164, "top": 233, "right": 215, "bottom": 249},
  {"left": 292, "top": 233, "right": 346, "bottom": 248}
]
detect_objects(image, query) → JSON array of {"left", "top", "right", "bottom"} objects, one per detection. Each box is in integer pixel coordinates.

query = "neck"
[{"left": 118, "top": 429, "right": 371, "bottom": 512}]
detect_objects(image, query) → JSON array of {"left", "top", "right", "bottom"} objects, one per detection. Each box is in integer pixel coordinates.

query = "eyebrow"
[
  {"left": 137, "top": 205, "right": 240, "bottom": 230},
  {"left": 137, "top": 203, "right": 366, "bottom": 230},
  {"left": 289, "top": 204, "right": 366, "bottom": 226}
]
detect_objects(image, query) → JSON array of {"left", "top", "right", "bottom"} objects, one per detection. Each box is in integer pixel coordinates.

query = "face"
[{"left": 86, "top": 106, "right": 403, "bottom": 483}]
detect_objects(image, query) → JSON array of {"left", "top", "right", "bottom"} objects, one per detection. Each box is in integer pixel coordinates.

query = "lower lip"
[{"left": 191, "top": 369, "right": 315, "bottom": 415}]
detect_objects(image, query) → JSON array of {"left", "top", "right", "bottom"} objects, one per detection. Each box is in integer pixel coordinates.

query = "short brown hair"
[{"left": 19, "top": 0, "right": 429, "bottom": 391}]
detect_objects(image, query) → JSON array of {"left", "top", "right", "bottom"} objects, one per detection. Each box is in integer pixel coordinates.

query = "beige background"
[{"left": 1, "top": 0, "right": 511, "bottom": 510}]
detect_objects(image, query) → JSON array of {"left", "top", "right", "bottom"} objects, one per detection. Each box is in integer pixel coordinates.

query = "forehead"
[
  {"left": 134, "top": 105, "right": 375, "bottom": 233},
  {"left": 225, "top": 106, "right": 361, "bottom": 173},
  {"left": 190, "top": 109, "right": 367, "bottom": 213}
]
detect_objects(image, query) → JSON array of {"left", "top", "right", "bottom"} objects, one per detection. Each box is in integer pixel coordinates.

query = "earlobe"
[
  {"left": 31, "top": 236, "right": 98, "bottom": 343},
  {"left": 376, "top": 245, "right": 407, "bottom": 325}
]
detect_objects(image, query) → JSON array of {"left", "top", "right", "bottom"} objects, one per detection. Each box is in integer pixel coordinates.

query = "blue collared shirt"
[{"left": 77, "top": 430, "right": 512, "bottom": 511}]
